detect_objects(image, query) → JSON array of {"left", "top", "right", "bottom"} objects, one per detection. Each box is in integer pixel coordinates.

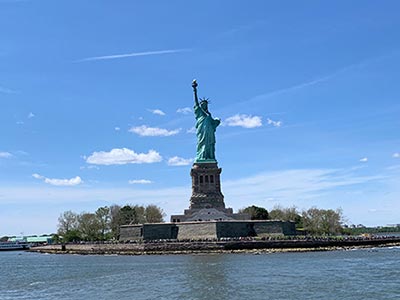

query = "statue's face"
[{"left": 200, "top": 101, "right": 208, "bottom": 111}]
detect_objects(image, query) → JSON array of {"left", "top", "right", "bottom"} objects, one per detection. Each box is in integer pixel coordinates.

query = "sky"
[{"left": 1, "top": 1, "right": 399, "bottom": 236}]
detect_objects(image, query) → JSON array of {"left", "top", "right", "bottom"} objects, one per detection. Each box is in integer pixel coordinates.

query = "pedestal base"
[
  {"left": 170, "top": 162, "right": 250, "bottom": 222},
  {"left": 189, "top": 162, "right": 225, "bottom": 210}
]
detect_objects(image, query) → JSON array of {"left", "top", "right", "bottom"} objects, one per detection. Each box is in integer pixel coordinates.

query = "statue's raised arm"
[{"left": 192, "top": 79, "right": 199, "bottom": 107}]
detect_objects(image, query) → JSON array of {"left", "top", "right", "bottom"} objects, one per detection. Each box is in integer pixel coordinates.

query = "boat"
[{"left": 0, "top": 241, "right": 30, "bottom": 251}]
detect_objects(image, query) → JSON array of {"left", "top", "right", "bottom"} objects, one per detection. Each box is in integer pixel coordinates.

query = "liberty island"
[
  {"left": 3, "top": 248, "right": 400, "bottom": 300},
  {"left": 118, "top": 80, "right": 295, "bottom": 241},
  {"left": 28, "top": 81, "right": 400, "bottom": 253}
]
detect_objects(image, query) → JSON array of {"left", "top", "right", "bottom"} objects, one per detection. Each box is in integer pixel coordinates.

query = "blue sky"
[{"left": 1, "top": 1, "right": 399, "bottom": 236}]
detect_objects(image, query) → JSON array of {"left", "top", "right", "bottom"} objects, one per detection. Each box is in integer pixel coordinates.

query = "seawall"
[{"left": 29, "top": 237, "right": 400, "bottom": 255}]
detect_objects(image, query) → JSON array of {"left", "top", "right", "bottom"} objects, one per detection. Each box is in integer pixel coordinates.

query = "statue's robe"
[{"left": 194, "top": 104, "right": 220, "bottom": 161}]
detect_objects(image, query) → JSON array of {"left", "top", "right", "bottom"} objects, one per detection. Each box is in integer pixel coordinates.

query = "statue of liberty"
[{"left": 192, "top": 80, "right": 220, "bottom": 162}]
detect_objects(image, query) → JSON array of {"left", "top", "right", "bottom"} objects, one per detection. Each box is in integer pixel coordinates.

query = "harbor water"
[{"left": 1, "top": 247, "right": 399, "bottom": 300}]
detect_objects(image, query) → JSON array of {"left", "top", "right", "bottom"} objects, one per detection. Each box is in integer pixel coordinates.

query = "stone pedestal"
[
  {"left": 189, "top": 162, "right": 225, "bottom": 210},
  {"left": 170, "top": 162, "right": 250, "bottom": 222}
]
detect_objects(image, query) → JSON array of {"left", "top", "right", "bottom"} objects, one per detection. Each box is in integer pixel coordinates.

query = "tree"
[
  {"left": 56, "top": 203, "right": 168, "bottom": 241},
  {"left": 109, "top": 204, "right": 121, "bottom": 239},
  {"left": 238, "top": 205, "right": 269, "bottom": 220},
  {"left": 95, "top": 206, "right": 110, "bottom": 240},
  {"left": 51, "top": 234, "right": 62, "bottom": 244},
  {"left": 145, "top": 205, "right": 165, "bottom": 223},
  {"left": 63, "top": 229, "right": 81, "bottom": 243},
  {"left": 78, "top": 213, "right": 101, "bottom": 241},
  {"left": 302, "top": 207, "right": 344, "bottom": 235},
  {"left": 118, "top": 205, "right": 138, "bottom": 225},
  {"left": 269, "top": 206, "right": 302, "bottom": 227},
  {"left": 132, "top": 205, "right": 146, "bottom": 224},
  {"left": 268, "top": 206, "right": 286, "bottom": 220},
  {"left": 57, "top": 211, "right": 79, "bottom": 236}
]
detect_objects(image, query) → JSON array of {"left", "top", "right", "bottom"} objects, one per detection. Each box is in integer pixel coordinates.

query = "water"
[{"left": 1, "top": 247, "right": 400, "bottom": 300}]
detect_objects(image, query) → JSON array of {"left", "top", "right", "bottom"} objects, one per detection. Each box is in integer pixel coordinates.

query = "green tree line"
[
  {"left": 239, "top": 205, "right": 345, "bottom": 235},
  {"left": 57, "top": 204, "right": 165, "bottom": 242}
]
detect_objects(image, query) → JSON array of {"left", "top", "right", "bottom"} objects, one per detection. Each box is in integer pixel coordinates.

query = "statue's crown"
[{"left": 200, "top": 97, "right": 209, "bottom": 104}]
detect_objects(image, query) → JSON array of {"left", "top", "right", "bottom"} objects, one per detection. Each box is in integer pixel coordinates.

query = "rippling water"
[{"left": 1, "top": 247, "right": 400, "bottom": 300}]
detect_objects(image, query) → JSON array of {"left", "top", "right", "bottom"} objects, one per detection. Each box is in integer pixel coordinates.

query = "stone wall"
[
  {"left": 119, "top": 220, "right": 296, "bottom": 241},
  {"left": 216, "top": 222, "right": 255, "bottom": 238},
  {"left": 176, "top": 222, "right": 217, "bottom": 240},
  {"left": 143, "top": 224, "right": 177, "bottom": 240},
  {"left": 120, "top": 225, "right": 142, "bottom": 241},
  {"left": 253, "top": 221, "right": 296, "bottom": 236}
]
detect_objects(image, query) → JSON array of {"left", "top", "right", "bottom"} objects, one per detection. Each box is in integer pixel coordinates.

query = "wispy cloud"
[
  {"left": 2, "top": 165, "right": 399, "bottom": 234},
  {"left": 224, "top": 114, "right": 262, "bottom": 128},
  {"left": 78, "top": 49, "right": 190, "bottom": 62},
  {"left": 80, "top": 165, "right": 100, "bottom": 170},
  {"left": 186, "top": 127, "right": 196, "bottom": 134},
  {"left": 0, "top": 0, "right": 29, "bottom": 3},
  {"left": 0, "top": 85, "right": 17, "bottom": 94},
  {"left": 393, "top": 153, "right": 400, "bottom": 158},
  {"left": 167, "top": 156, "right": 193, "bottom": 166},
  {"left": 267, "top": 118, "right": 282, "bottom": 127},
  {"left": 32, "top": 173, "right": 82, "bottom": 186},
  {"left": 0, "top": 151, "right": 13, "bottom": 158},
  {"left": 222, "top": 168, "right": 387, "bottom": 215},
  {"left": 128, "top": 179, "right": 153, "bottom": 184},
  {"left": 245, "top": 54, "right": 392, "bottom": 105},
  {"left": 3, "top": 166, "right": 394, "bottom": 228},
  {"left": 28, "top": 112, "right": 35, "bottom": 119},
  {"left": 16, "top": 150, "right": 29, "bottom": 156},
  {"left": 177, "top": 107, "right": 192, "bottom": 114},
  {"left": 148, "top": 109, "right": 166, "bottom": 116},
  {"left": 359, "top": 157, "right": 368, "bottom": 163},
  {"left": 129, "top": 125, "right": 181, "bottom": 137},
  {"left": 86, "top": 148, "right": 162, "bottom": 165}
]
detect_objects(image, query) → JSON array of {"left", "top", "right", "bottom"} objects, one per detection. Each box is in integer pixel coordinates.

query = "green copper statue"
[{"left": 192, "top": 79, "right": 221, "bottom": 163}]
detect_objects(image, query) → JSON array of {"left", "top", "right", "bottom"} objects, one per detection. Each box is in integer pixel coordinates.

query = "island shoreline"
[{"left": 28, "top": 237, "right": 400, "bottom": 256}]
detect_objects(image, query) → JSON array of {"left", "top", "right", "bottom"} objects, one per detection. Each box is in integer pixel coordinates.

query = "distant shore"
[{"left": 29, "top": 237, "right": 400, "bottom": 255}]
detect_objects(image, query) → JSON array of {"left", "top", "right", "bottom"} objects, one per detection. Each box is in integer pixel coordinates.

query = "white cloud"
[
  {"left": 128, "top": 179, "right": 153, "bottom": 184},
  {"left": 2, "top": 165, "right": 400, "bottom": 235},
  {"left": 224, "top": 114, "right": 262, "bottom": 128},
  {"left": 114, "top": 127, "right": 120, "bottom": 131},
  {"left": 28, "top": 112, "right": 35, "bottom": 119},
  {"left": 167, "top": 156, "right": 193, "bottom": 166},
  {"left": 177, "top": 107, "right": 192, "bottom": 114},
  {"left": 129, "top": 125, "right": 181, "bottom": 137},
  {"left": 78, "top": 49, "right": 190, "bottom": 62},
  {"left": 267, "top": 118, "right": 282, "bottom": 127},
  {"left": 32, "top": 173, "right": 82, "bottom": 186},
  {"left": 0, "top": 152, "right": 12, "bottom": 158},
  {"left": 86, "top": 148, "right": 162, "bottom": 165},
  {"left": 359, "top": 157, "right": 368, "bottom": 163},
  {"left": 0, "top": 152, "right": 13, "bottom": 158},
  {"left": 3, "top": 165, "right": 395, "bottom": 231},
  {"left": 393, "top": 153, "right": 400, "bottom": 158},
  {"left": 149, "top": 109, "right": 165, "bottom": 116},
  {"left": 16, "top": 121, "right": 24, "bottom": 125}
]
